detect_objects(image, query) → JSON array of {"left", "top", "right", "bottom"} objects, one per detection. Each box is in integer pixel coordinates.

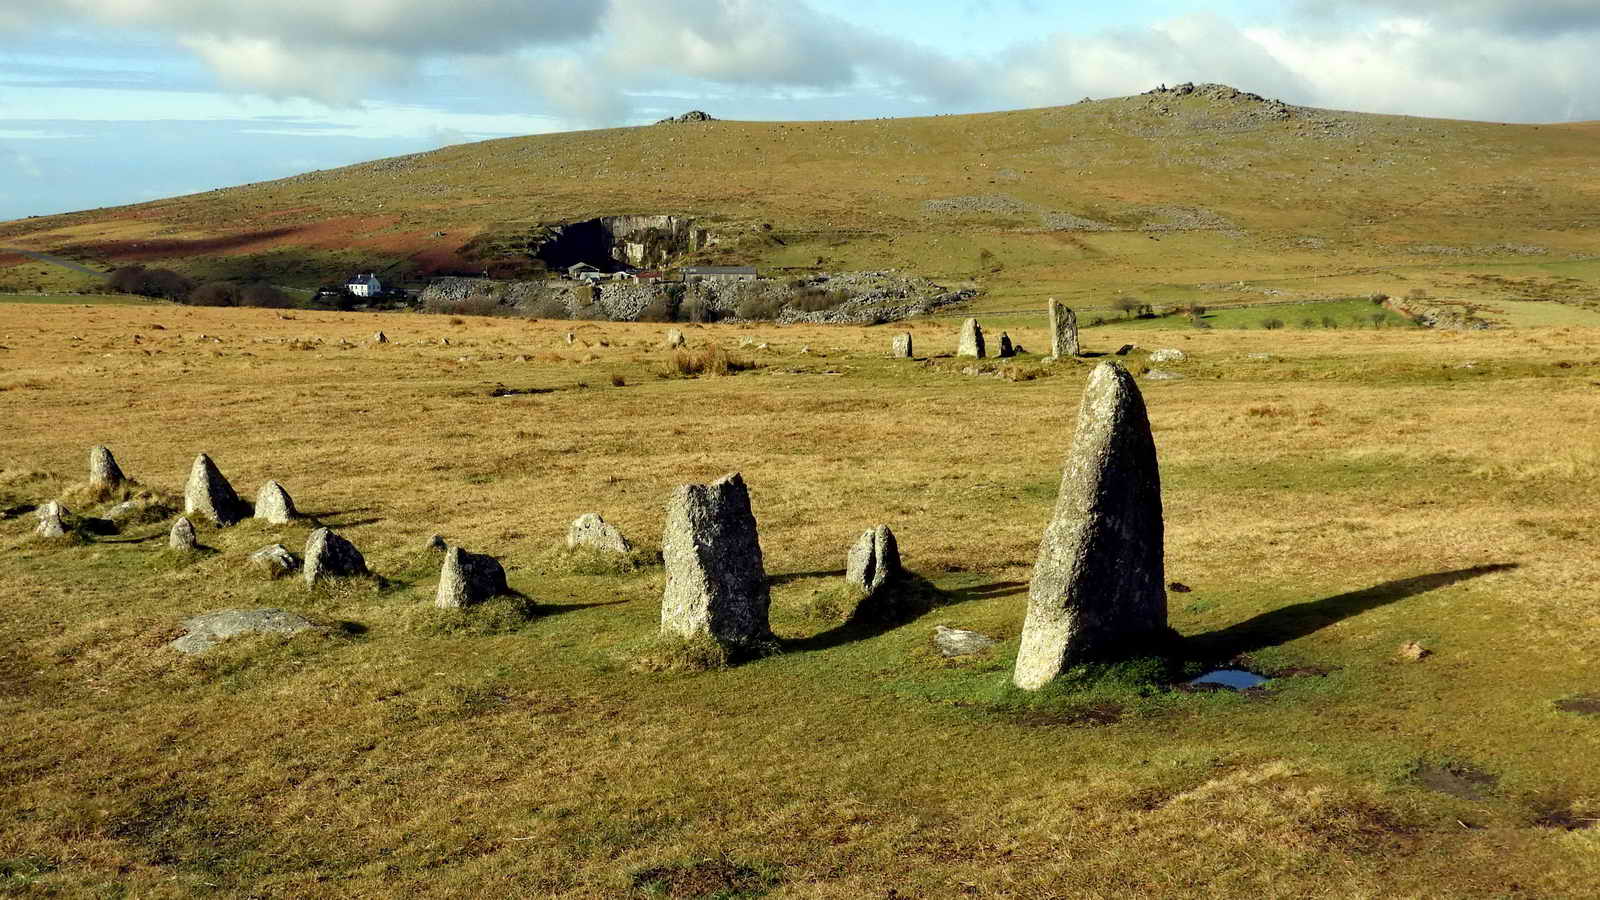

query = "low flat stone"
[
  {"left": 169, "top": 516, "right": 197, "bottom": 551},
  {"left": 1148, "top": 348, "right": 1186, "bottom": 363},
  {"left": 250, "top": 544, "right": 299, "bottom": 578},
  {"left": 34, "top": 501, "right": 68, "bottom": 538},
  {"left": 169, "top": 608, "right": 314, "bottom": 655},
  {"left": 88, "top": 445, "right": 126, "bottom": 488},
  {"left": 303, "top": 527, "right": 368, "bottom": 586},
  {"left": 434, "top": 545, "right": 510, "bottom": 608},
  {"left": 1144, "top": 369, "right": 1184, "bottom": 380},
  {"left": 254, "top": 480, "right": 297, "bottom": 525},
  {"left": 567, "top": 512, "right": 633, "bottom": 554},
  {"left": 934, "top": 625, "right": 997, "bottom": 658}
]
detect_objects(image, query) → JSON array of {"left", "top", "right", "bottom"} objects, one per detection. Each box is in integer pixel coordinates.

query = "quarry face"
[{"left": 532, "top": 215, "right": 712, "bottom": 272}]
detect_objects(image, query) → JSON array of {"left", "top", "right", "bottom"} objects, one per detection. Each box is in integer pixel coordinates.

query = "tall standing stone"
[
  {"left": 88, "top": 446, "right": 126, "bottom": 489},
  {"left": 1014, "top": 361, "right": 1166, "bottom": 690},
  {"left": 434, "top": 546, "right": 510, "bottom": 609},
  {"left": 957, "top": 318, "right": 986, "bottom": 358},
  {"left": 254, "top": 480, "right": 297, "bottom": 525},
  {"left": 1049, "top": 298, "right": 1080, "bottom": 359},
  {"left": 660, "top": 472, "right": 770, "bottom": 647},
  {"left": 169, "top": 516, "right": 197, "bottom": 551},
  {"left": 891, "top": 332, "right": 914, "bottom": 359},
  {"left": 303, "top": 527, "right": 368, "bottom": 586},
  {"left": 997, "top": 333, "right": 1015, "bottom": 358},
  {"left": 35, "top": 501, "right": 68, "bottom": 538},
  {"left": 184, "top": 453, "right": 244, "bottom": 526},
  {"left": 845, "top": 524, "right": 902, "bottom": 598}
]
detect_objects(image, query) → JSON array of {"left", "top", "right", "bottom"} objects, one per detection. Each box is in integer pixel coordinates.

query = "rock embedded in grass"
[
  {"left": 1148, "top": 348, "right": 1186, "bottom": 363},
  {"left": 169, "top": 516, "right": 197, "bottom": 551},
  {"left": 87, "top": 445, "right": 125, "bottom": 488},
  {"left": 434, "top": 545, "right": 510, "bottom": 609},
  {"left": 891, "top": 332, "right": 913, "bottom": 358},
  {"left": 1014, "top": 361, "right": 1167, "bottom": 691},
  {"left": 184, "top": 453, "right": 245, "bottom": 526},
  {"left": 303, "top": 527, "right": 367, "bottom": 586},
  {"left": 250, "top": 544, "right": 299, "bottom": 578},
  {"left": 958, "top": 318, "right": 986, "bottom": 358},
  {"left": 567, "top": 512, "right": 633, "bottom": 554},
  {"left": 1049, "top": 299, "right": 1080, "bottom": 358},
  {"left": 169, "top": 608, "right": 314, "bottom": 654},
  {"left": 254, "top": 480, "right": 297, "bottom": 525},
  {"left": 660, "top": 472, "right": 771, "bottom": 648},
  {"left": 34, "top": 500, "right": 68, "bottom": 538},
  {"left": 845, "top": 524, "right": 901, "bottom": 600},
  {"left": 933, "top": 625, "right": 997, "bottom": 658}
]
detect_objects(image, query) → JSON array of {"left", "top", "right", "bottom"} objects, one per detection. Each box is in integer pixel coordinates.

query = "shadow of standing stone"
[
  {"left": 660, "top": 472, "right": 770, "bottom": 648},
  {"left": 1014, "top": 361, "right": 1167, "bottom": 690}
]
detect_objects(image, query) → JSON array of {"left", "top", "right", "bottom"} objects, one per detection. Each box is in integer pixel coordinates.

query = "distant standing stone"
[
  {"left": 88, "top": 445, "right": 125, "bottom": 489},
  {"left": 660, "top": 472, "right": 770, "bottom": 647},
  {"left": 957, "top": 318, "right": 986, "bottom": 358},
  {"left": 845, "top": 524, "right": 902, "bottom": 598},
  {"left": 565, "top": 331, "right": 576, "bottom": 345},
  {"left": 1114, "top": 344, "right": 1135, "bottom": 356},
  {"left": 34, "top": 501, "right": 68, "bottom": 538},
  {"left": 169, "top": 608, "right": 314, "bottom": 655},
  {"left": 254, "top": 480, "right": 297, "bottom": 525},
  {"left": 1049, "top": 299, "right": 1080, "bottom": 359},
  {"left": 665, "top": 328, "right": 686, "bottom": 348},
  {"left": 434, "top": 545, "right": 510, "bottom": 609},
  {"left": 184, "top": 453, "right": 244, "bottom": 526},
  {"left": 891, "top": 332, "right": 914, "bottom": 358},
  {"left": 250, "top": 544, "right": 300, "bottom": 578},
  {"left": 303, "top": 527, "right": 368, "bottom": 586},
  {"left": 933, "top": 625, "right": 998, "bottom": 658},
  {"left": 169, "top": 516, "right": 197, "bottom": 551},
  {"left": 997, "top": 332, "right": 1015, "bottom": 358},
  {"left": 1148, "top": 348, "right": 1186, "bottom": 363},
  {"left": 424, "top": 533, "right": 448, "bottom": 552},
  {"left": 372, "top": 331, "right": 387, "bottom": 344},
  {"left": 567, "top": 513, "right": 633, "bottom": 554},
  {"left": 1014, "top": 361, "right": 1167, "bottom": 690}
]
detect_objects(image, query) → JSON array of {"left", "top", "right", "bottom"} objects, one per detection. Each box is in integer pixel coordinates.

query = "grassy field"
[
  {"left": 2, "top": 302, "right": 1598, "bottom": 897},
  {"left": 0, "top": 293, "right": 153, "bottom": 306}
]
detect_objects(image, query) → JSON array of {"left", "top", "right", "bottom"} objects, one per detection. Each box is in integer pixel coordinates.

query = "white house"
[{"left": 346, "top": 273, "right": 382, "bottom": 297}]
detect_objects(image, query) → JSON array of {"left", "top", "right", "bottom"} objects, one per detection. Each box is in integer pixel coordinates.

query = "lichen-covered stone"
[
  {"left": 250, "top": 544, "right": 299, "bottom": 578},
  {"left": 567, "top": 512, "right": 633, "bottom": 554},
  {"left": 1014, "top": 361, "right": 1166, "bottom": 690},
  {"left": 957, "top": 318, "right": 985, "bottom": 358},
  {"left": 660, "top": 472, "right": 770, "bottom": 647},
  {"left": 88, "top": 445, "right": 125, "bottom": 488},
  {"left": 167, "top": 516, "right": 196, "bottom": 550},
  {"left": 845, "top": 524, "right": 901, "bottom": 598},
  {"left": 434, "top": 546, "right": 510, "bottom": 609},
  {"left": 934, "top": 626, "right": 997, "bottom": 658},
  {"left": 1148, "top": 348, "right": 1186, "bottom": 363},
  {"left": 303, "top": 527, "right": 367, "bottom": 586},
  {"left": 372, "top": 331, "right": 387, "bottom": 344},
  {"left": 34, "top": 501, "right": 68, "bottom": 538},
  {"left": 665, "top": 328, "right": 686, "bottom": 348},
  {"left": 1049, "top": 299, "right": 1080, "bottom": 358},
  {"left": 169, "top": 608, "right": 314, "bottom": 654},
  {"left": 424, "top": 533, "right": 448, "bottom": 552},
  {"left": 891, "top": 332, "right": 914, "bottom": 358},
  {"left": 184, "top": 453, "right": 244, "bottom": 526},
  {"left": 254, "top": 480, "right": 297, "bottom": 525},
  {"left": 997, "top": 332, "right": 1015, "bottom": 358}
]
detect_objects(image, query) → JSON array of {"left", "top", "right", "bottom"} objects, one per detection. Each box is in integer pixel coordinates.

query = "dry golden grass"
[{"left": 2, "top": 302, "right": 1599, "bottom": 896}]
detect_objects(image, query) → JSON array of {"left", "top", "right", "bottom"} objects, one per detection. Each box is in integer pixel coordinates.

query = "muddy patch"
[
  {"left": 630, "top": 855, "right": 780, "bottom": 898},
  {"left": 1011, "top": 702, "right": 1125, "bottom": 727},
  {"left": 1414, "top": 763, "right": 1497, "bottom": 801},
  {"left": 1533, "top": 807, "right": 1598, "bottom": 831},
  {"left": 1554, "top": 695, "right": 1600, "bottom": 716}
]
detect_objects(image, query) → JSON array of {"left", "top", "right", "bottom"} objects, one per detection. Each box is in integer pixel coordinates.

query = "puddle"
[
  {"left": 1415, "top": 763, "right": 1497, "bottom": 801},
  {"left": 1554, "top": 695, "right": 1600, "bottom": 715},
  {"left": 1186, "top": 669, "right": 1268, "bottom": 691}
]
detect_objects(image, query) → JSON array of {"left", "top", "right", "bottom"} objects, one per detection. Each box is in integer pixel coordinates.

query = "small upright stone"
[
  {"left": 565, "top": 331, "right": 577, "bottom": 345},
  {"left": 997, "top": 333, "right": 1015, "bottom": 358},
  {"left": 1014, "top": 361, "right": 1167, "bottom": 691},
  {"left": 303, "top": 527, "right": 368, "bottom": 586},
  {"left": 34, "top": 501, "right": 68, "bottom": 538},
  {"left": 957, "top": 318, "right": 986, "bottom": 358},
  {"left": 253, "top": 480, "right": 297, "bottom": 525},
  {"left": 1049, "top": 298, "right": 1080, "bottom": 358},
  {"left": 660, "top": 472, "right": 770, "bottom": 647},
  {"left": 434, "top": 546, "right": 510, "bottom": 609},
  {"left": 169, "top": 516, "right": 197, "bottom": 551},
  {"left": 567, "top": 513, "right": 633, "bottom": 554},
  {"left": 665, "top": 328, "right": 686, "bottom": 349},
  {"left": 891, "top": 332, "right": 914, "bottom": 358},
  {"left": 845, "top": 524, "right": 902, "bottom": 598},
  {"left": 424, "top": 533, "right": 448, "bottom": 552},
  {"left": 184, "top": 453, "right": 244, "bottom": 526},
  {"left": 88, "top": 445, "right": 125, "bottom": 489},
  {"left": 372, "top": 331, "right": 388, "bottom": 344},
  {"left": 250, "top": 544, "right": 299, "bottom": 578}
]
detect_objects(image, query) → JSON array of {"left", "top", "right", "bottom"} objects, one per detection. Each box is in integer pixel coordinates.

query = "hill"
[{"left": 3, "top": 84, "right": 1600, "bottom": 317}]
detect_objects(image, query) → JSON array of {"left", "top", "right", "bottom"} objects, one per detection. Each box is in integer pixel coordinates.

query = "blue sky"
[{"left": 3, "top": 0, "right": 1599, "bottom": 221}]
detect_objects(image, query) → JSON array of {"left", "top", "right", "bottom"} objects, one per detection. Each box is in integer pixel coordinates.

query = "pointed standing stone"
[
  {"left": 169, "top": 516, "right": 197, "bottom": 551},
  {"left": 35, "top": 501, "right": 68, "bottom": 538},
  {"left": 997, "top": 333, "right": 1015, "bottom": 358},
  {"left": 891, "top": 332, "right": 914, "bottom": 358},
  {"left": 567, "top": 513, "right": 633, "bottom": 554},
  {"left": 303, "top": 527, "right": 368, "bottom": 586},
  {"left": 254, "top": 480, "right": 297, "bottom": 525},
  {"left": 957, "top": 318, "right": 985, "bottom": 358},
  {"left": 1014, "top": 361, "right": 1167, "bottom": 690},
  {"left": 88, "top": 446, "right": 126, "bottom": 489},
  {"left": 434, "top": 546, "right": 510, "bottom": 608},
  {"left": 372, "top": 331, "right": 388, "bottom": 344},
  {"left": 1049, "top": 299, "right": 1080, "bottom": 359},
  {"left": 660, "top": 472, "right": 770, "bottom": 647},
  {"left": 184, "top": 453, "right": 244, "bottom": 526}
]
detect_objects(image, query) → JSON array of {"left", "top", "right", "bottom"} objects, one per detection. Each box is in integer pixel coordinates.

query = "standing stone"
[
  {"left": 303, "top": 527, "right": 368, "bottom": 586},
  {"left": 891, "top": 332, "right": 914, "bottom": 358},
  {"left": 997, "top": 333, "right": 1015, "bottom": 358},
  {"left": 845, "top": 524, "right": 902, "bottom": 598},
  {"left": 660, "top": 472, "right": 770, "bottom": 647},
  {"left": 254, "top": 480, "right": 297, "bottom": 525},
  {"left": 372, "top": 331, "right": 388, "bottom": 344},
  {"left": 88, "top": 446, "right": 126, "bottom": 489},
  {"left": 34, "top": 501, "right": 68, "bottom": 538},
  {"left": 424, "top": 533, "right": 448, "bottom": 552},
  {"left": 434, "top": 546, "right": 510, "bottom": 609},
  {"left": 184, "top": 453, "right": 244, "bottom": 526},
  {"left": 169, "top": 516, "right": 197, "bottom": 551},
  {"left": 565, "top": 331, "right": 577, "bottom": 345},
  {"left": 957, "top": 318, "right": 986, "bottom": 358},
  {"left": 250, "top": 544, "right": 299, "bottom": 578},
  {"left": 1049, "top": 299, "right": 1080, "bottom": 358},
  {"left": 1014, "top": 361, "right": 1166, "bottom": 690},
  {"left": 665, "top": 328, "right": 686, "bottom": 349},
  {"left": 567, "top": 513, "right": 633, "bottom": 554}
]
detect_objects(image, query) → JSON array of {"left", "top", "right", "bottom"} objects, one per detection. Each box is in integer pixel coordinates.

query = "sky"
[{"left": 3, "top": 0, "right": 1600, "bottom": 221}]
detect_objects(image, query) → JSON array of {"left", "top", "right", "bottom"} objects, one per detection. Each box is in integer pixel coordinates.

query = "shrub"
[
  {"left": 525, "top": 295, "right": 570, "bottom": 319},
  {"left": 1261, "top": 317, "right": 1285, "bottom": 330},
  {"left": 1370, "top": 312, "right": 1389, "bottom": 326},
  {"left": 238, "top": 283, "right": 292, "bottom": 308},
  {"left": 735, "top": 294, "right": 784, "bottom": 320},
  {"left": 1089, "top": 316, "right": 1106, "bottom": 327},
  {"left": 1113, "top": 296, "right": 1143, "bottom": 318},
  {"left": 1405, "top": 288, "right": 1431, "bottom": 301},
  {"left": 1320, "top": 316, "right": 1338, "bottom": 328},
  {"left": 108, "top": 265, "right": 193, "bottom": 302},
  {"left": 187, "top": 281, "right": 239, "bottom": 306},
  {"left": 1299, "top": 318, "right": 1317, "bottom": 329},
  {"left": 789, "top": 287, "right": 850, "bottom": 312},
  {"left": 662, "top": 347, "right": 755, "bottom": 377}
]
